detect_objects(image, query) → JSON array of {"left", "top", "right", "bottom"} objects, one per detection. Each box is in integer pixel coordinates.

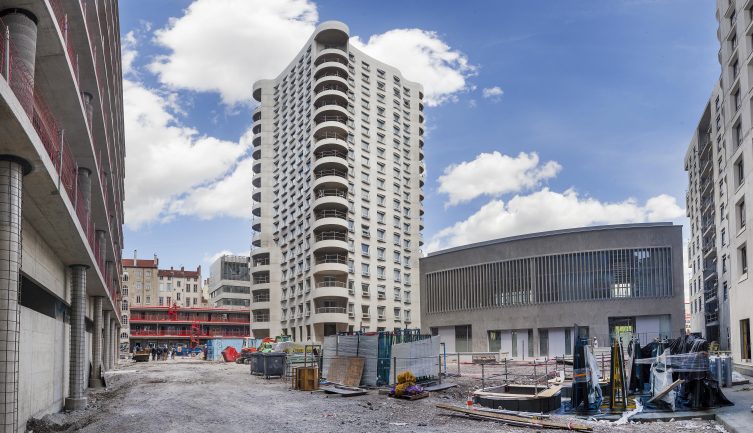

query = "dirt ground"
[{"left": 26, "top": 358, "right": 726, "bottom": 433}]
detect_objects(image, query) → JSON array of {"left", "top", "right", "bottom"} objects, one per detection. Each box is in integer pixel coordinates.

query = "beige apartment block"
[
  {"left": 158, "top": 266, "right": 203, "bottom": 308},
  {"left": 250, "top": 21, "right": 425, "bottom": 341},
  {"left": 121, "top": 254, "right": 160, "bottom": 350},
  {"left": 209, "top": 254, "right": 251, "bottom": 308},
  {"left": 685, "top": 0, "right": 753, "bottom": 373}
]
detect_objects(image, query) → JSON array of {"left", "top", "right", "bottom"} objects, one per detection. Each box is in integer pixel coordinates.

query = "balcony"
[
  {"left": 313, "top": 152, "right": 347, "bottom": 173},
  {"left": 313, "top": 253, "right": 348, "bottom": 274},
  {"left": 313, "top": 188, "right": 348, "bottom": 210},
  {"left": 311, "top": 307, "right": 348, "bottom": 324},
  {"left": 314, "top": 73, "right": 348, "bottom": 90},
  {"left": 0, "top": 5, "right": 123, "bottom": 311},
  {"left": 252, "top": 202, "right": 262, "bottom": 217},
  {"left": 313, "top": 230, "right": 348, "bottom": 253},
  {"left": 130, "top": 329, "right": 249, "bottom": 339},
  {"left": 313, "top": 168, "right": 348, "bottom": 190},
  {"left": 314, "top": 50, "right": 348, "bottom": 66}
]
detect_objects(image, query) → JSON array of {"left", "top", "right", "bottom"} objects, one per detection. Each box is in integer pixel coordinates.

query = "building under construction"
[{"left": 127, "top": 305, "right": 250, "bottom": 349}]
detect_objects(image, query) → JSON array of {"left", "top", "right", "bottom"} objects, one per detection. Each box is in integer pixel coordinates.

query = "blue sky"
[{"left": 119, "top": 0, "right": 717, "bottom": 271}]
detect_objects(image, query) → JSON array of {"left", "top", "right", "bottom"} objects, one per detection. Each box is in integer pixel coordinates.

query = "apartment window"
[
  {"left": 740, "top": 244, "right": 748, "bottom": 275},
  {"left": 733, "top": 58, "right": 740, "bottom": 78},
  {"left": 145, "top": 296, "right": 151, "bottom": 304},
  {"left": 158, "top": 297, "right": 164, "bottom": 306},
  {"left": 377, "top": 266, "right": 386, "bottom": 279},
  {"left": 723, "top": 254, "right": 728, "bottom": 273},
  {"left": 377, "top": 229, "right": 386, "bottom": 241},
  {"left": 734, "top": 89, "right": 741, "bottom": 112},
  {"left": 377, "top": 211, "right": 385, "bottom": 223},
  {"left": 135, "top": 295, "right": 141, "bottom": 304},
  {"left": 361, "top": 243, "right": 370, "bottom": 256},
  {"left": 176, "top": 293, "right": 181, "bottom": 301},
  {"left": 362, "top": 263, "right": 370, "bottom": 276},
  {"left": 723, "top": 281, "right": 728, "bottom": 300},
  {"left": 455, "top": 325, "right": 472, "bottom": 353},
  {"left": 738, "top": 199, "right": 746, "bottom": 230},
  {"left": 735, "top": 158, "right": 744, "bottom": 186},
  {"left": 741, "top": 319, "right": 751, "bottom": 361},
  {"left": 722, "top": 228, "right": 727, "bottom": 246},
  {"left": 377, "top": 247, "right": 386, "bottom": 260},
  {"left": 393, "top": 269, "right": 401, "bottom": 282},
  {"left": 394, "top": 251, "right": 401, "bottom": 263}
]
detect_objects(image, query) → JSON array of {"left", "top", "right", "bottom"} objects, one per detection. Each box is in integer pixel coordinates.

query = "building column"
[
  {"left": 0, "top": 8, "right": 37, "bottom": 115},
  {"left": 109, "top": 319, "right": 117, "bottom": 369},
  {"left": 0, "top": 157, "right": 30, "bottom": 433},
  {"left": 77, "top": 168, "right": 91, "bottom": 217},
  {"left": 102, "top": 310, "right": 111, "bottom": 372},
  {"left": 115, "top": 324, "right": 121, "bottom": 365},
  {"left": 89, "top": 297, "right": 104, "bottom": 388},
  {"left": 95, "top": 229, "right": 105, "bottom": 264},
  {"left": 65, "top": 265, "right": 89, "bottom": 410}
]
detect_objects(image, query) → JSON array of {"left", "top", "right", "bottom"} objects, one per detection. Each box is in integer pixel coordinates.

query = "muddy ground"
[{"left": 26, "top": 358, "right": 725, "bottom": 433}]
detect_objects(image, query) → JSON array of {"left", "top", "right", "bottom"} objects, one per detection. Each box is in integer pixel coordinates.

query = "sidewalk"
[{"left": 715, "top": 381, "right": 753, "bottom": 433}]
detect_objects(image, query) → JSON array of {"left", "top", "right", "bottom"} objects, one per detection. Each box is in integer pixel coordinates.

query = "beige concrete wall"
[{"left": 21, "top": 220, "right": 66, "bottom": 300}]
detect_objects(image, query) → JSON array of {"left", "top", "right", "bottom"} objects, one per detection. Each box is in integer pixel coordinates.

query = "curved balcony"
[
  {"left": 419, "top": 125, "right": 424, "bottom": 136},
  {"left": 313, "top": 121, "right": 348, "bottom": 139},
  {"left": 252, "top": 219, "right": 261, "bottom": 233},
  {"left": 314, "top": 133, "right": 348, "bottom": 154},
  {"left": 313, "top": 155, "right": 348, "bottom": 173},
  {"left": 252, "top": 190, "right": 261, "bottom": 202},
  {"left": 252, "top": 232, "right": 262, "bottom": 247},
  {"left": 314, "top": 60, "right": 348, "bottom": 78},
  {"left": 419, "top": 162, "right": 425, "bottom": 174},
  {"left": 251, "top": 262, "right": 269, "bottom": 275},
  {"left": 419, "top": 112, "right": 424, "bottom": 124},
  {"left": 313, "top": 209, "right": 348, "bottom": 231},
  {"left": 252, "top": 124, "right": 261, "bottom": 134},
  {"left": 251, "top": 321, "right": 270, "bottom": 330},
  {"left": 313, "top": 169, "right": 348, "bottom": 190},
  {"left": 419, "top": 150, "right": 424, "bottom": 161},
  {"left": 313, "top": 254, "right": 349, "bottom": 275},
  {"left": 252, "top": 172, "right": 262, "bottom": 188},
  {"left": 253, "top": 109, "right": 262, "bottom": 122},
  {"left": 313, "top": 231, "right": 348, "bottom": 253},
  {"left": 253, "top": 161, "right": 262, "bottom": 174},
  {"left": 252, "top": 251, "right": 270, "bottom": 263},
  {"left": 312, "top": 280, "right": 349, "bottom": 299},
  {"left": 251, "top": 301, "right": 271, "bottom": 311},
  {"left": 314, "top": 84, "right": 348, "bottom": 102},
  {"left": 315, "top": 50, "right": 348, "bottom": 66},
  {"left": 419, "top": 138, "right": 424, "bottom": 149},
  {"left": 311, "top": 307, "right": 349, "bottom": 324},
  {"left": 252, "top": 146, "right": 261, "bottom": 160},
  {"left": 314, "top": 73, "right": 348, "bottom": 90},
  {"left": 313, "top": 189, "right": 348, "bottom": 210},
  {"left": 419, "top": 173, "right": 425, "bottom": 188},
  {"left": 253, "top": 136, "right": 261, "bottom": 147},
  {"left": 313, "top": 104, "right": 349, "bottom": 120},
  {"left": 252, "top": 202, "right": 262, "bottom": 217}
]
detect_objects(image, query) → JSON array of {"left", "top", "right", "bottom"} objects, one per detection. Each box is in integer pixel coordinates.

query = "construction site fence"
[{"left": 442, "top": 352, "right": 557, "bottom": 391}]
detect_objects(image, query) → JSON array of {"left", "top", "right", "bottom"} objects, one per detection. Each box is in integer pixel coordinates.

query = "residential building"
[
  {"left": 121, "top": 253, "right": 159, "bottom": 351},
  {"left": 128, "top": 306, "right": 250, "bottom": 350},
  {"left": 250, "top": 21, "right": 424, "bottom": 341},
  {"left": 0, "top": 1, "right": 125, "bottom": 429},
  {"left": 209, "top": 254, "right": 251, "bottom": 308},
  {"left": 685, "top": 0, "right": 753, "bottom": 372},
  {"left": 158, "top": 266, "right": 202, "bottom": 308},
  {"left": 420, "top": 224, "right": 685, "bottom": 357}
]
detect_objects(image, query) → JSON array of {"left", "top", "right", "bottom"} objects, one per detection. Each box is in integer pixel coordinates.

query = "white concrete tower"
[{"left": 250, "top": 21, "right": 425, "bottom": 342}]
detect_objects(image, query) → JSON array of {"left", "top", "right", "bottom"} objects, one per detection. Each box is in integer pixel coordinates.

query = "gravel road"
[{"left": 26, "top": 358, "right": 725, "bottom": 433}]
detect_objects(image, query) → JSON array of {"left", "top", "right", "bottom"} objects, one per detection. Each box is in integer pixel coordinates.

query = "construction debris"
[{"left": 435, "top": 403, "right": 592, "bottom": 431}]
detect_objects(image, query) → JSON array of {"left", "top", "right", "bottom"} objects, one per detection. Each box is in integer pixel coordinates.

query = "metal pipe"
[
  {"left": 0, "top": 157, "right": 29, "bottom": 432},
  {"left": 65, "top": 265, "right": 89, "bottom": 410}
]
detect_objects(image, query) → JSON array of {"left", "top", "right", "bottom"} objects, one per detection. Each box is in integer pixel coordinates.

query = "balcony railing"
[
  {"left": 315, "top": 189, "right": 347, "bottom": 198},
  {"left": 316, "top": 280, "right": 347, "bottom": 288},
  {"left": 314, "top": 99, "right": 347, "bottom": 109},
  {"left": 315, "top": 209, "right": 347, "bottom": 220},
  {"left": 314, "top": 55, "right": 347, "bottom": 66},
  {"left": 315, "top": 115, "right": 348, "bottom": 125},
  {"left": 315, "top": 84, "right": 348, "bottom": 94},
  {"left": 0, "top": 16, "right": 118, "bottom": 301},
  {"left": 253, "top": 314, "right": 270, "bottom": 322},
  {"left": 315, "top": 150, "right": 347, "bottom": 160},
  {"left": 130, "top": 329, "right": 248, "bottom": 338},
  {"left": 315, "top": 231, "right": 347, "bottom": 242},
  {"left": 314, "top": 169, "right": 347, "bottom": 179},
  {"left": 252, "top": 294, "right": 270, "bottom": 303},
  {"left": 315, "top": 254, "right": 348, "bottom": 265},
  {"left": 314, "top": 132, "right": 346, "bottom": 142},
  {"left": 315, "top": 307, "right": 346, "bottom": 314}
]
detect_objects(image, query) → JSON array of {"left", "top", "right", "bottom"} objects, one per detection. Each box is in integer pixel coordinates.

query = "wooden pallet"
[{"left": 390, "top": 391, "right": 430, "bottom": 401}]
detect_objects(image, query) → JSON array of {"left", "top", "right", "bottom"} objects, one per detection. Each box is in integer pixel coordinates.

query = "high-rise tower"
[{"left": 250, "top": 21, "right": 425, "bottom": 341}]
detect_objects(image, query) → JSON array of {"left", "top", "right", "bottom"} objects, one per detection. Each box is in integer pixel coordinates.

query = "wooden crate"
[{"left": 293, "top": 366, "right": 319, "bottom": 391}]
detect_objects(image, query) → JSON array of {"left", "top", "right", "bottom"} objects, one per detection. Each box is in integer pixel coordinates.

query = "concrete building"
[
  {"left": 250, "top": 21, "right": 424, "bottom": 341},
  {"left": 0, "top": 1, "right": 125, "bottom": 430},
  {"left": 684, "top": 0, "right": 753, "bottom": 372},
  {"left": 128, "top": 306, "right": 250, "bottom": 350},
  {"left": 121, "top": 255, "right": 159, "bottom": 352},
  {"left": 420, "top": 224, "right": 685, "bottom": 357},
  {"left": 158, "top": 266, "right": 202, "bottom": 308},
  {"left": 209, "top": 254, "right": 251, "bottom": 308}
]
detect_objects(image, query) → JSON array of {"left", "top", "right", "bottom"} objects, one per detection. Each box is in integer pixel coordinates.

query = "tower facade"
[{"left": 250, "top": 21, "right": 425, "bottom": 341}]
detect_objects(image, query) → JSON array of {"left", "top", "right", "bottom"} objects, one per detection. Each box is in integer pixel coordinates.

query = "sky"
[{"left": 118, "top": 0, "right": 718, "bottom": 273}]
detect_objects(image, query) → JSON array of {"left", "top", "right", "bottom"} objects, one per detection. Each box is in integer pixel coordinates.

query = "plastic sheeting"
[
  {"left": 390, "top": 336, "right": 440, "bottom": 385},
  {"left": 650, "top": 349, "right": 676, "bottom": 411},
  {"left": 322, "top": 335, "right": 379, "bottom": 386},
  {"left": 635, "top": 351, "right": 710, "bottom": 372}
]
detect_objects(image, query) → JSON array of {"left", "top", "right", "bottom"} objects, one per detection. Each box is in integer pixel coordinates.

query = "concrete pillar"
[
  {"left": 109, "top": 319, "right": 117, "bottom": 369},
  {"left": 115, "top": 324, "right": 121, "bottom": 365},
  {"left": 0, "top": 157, "right": 30, "bottom": 433},
  {"left": 95, "top": 229, "right": 105, "bottom": 264},
  {"left": 0, "top": 9, "right": 37, "bottom": 114},
  {"left": 80, "top": 92, "right": 93, "bottom": 128},
  {"left": 65, "top": 265, "right": 88, "bottom": 411},
  {"left": 102, "top": 310, "right": 111, "bottom": 371},
  {"left": 89, "top": 297, "right": 104, "bottom": 388},
  {"left": 76, "top": 168, "right": 91, "bottom": 217}
]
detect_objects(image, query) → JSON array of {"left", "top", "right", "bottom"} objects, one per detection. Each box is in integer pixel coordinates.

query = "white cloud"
[
  {"left": 123, "top": 79, "right": 251, "bottom": 228},
  {"left": 482, "top": 86, "right": 504, "bottom": 99},
  {"left": 427, "top": 189, "right": 685, "bottom": 252},
  {"left": 122, "top": 31, "right": 137, "bottom": 75},
  {"left": 203, "top": 249, "right": 250, "bottom": 264},
  {"left": 438, "top": 151, "right": 561, "bottom": 206},
  {"left": 351, "top": 29, "right": 476, "bottom": 106},
  {"left": 149, "top": 0, "right": 318, "bottom": 105}
]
